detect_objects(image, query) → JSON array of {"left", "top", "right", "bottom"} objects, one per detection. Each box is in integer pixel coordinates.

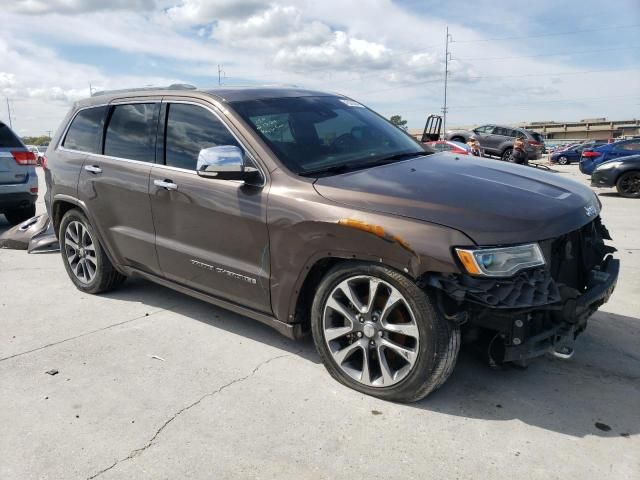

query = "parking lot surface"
[{"left": 1, "top": 164, "right": 639, "bottom": 479}]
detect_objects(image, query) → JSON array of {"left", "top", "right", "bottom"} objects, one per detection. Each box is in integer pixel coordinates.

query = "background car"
[
  {"left": 0, "top": 122, "right": 38, "bottom": 225},
  {"left": 445, "top": 124, "right": 544, "bottom": 161},
  {"left": 550, "top": 140, "right": 607, "bottom": 165},
  {"left": 423, "top": 140, "right": 471, "bottom": 155},
  {"left": 580, "top": 138, "right": 640, "bottom": 174},
  {"left": 591, "top": 154, "right": 640, "bottom": 198}
]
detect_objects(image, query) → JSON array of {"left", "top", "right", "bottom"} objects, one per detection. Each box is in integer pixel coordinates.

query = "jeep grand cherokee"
[{"left": 46, "top": 87, "right": 618, "bottom": 402}]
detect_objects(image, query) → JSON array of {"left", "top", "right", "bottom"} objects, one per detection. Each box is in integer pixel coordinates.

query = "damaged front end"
[{"left": 422, "top": 217, "right": 619, "bottom": 364}]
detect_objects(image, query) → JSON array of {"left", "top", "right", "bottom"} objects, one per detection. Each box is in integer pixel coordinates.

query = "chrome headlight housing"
[{"left": 455, "top": 243, "right": 545, "bottom": 277}]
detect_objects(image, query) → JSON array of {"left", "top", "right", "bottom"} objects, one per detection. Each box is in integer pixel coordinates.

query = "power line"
[
  {"left": 462, "top": 67, "right": 637, "bottom": 81},
  {"left": 454, "top": 45, "right": 639, "bottom": 61},
  {"left": 452, "top": 23, "right": 640, "bottom": 43},
  {"left": 376, "top": 95, "right": 638, "bottom": 115}
]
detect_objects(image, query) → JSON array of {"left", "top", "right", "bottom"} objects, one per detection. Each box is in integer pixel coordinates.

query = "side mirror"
[{"left": 196, "top": 145, "right": 261, "bottom": 183}]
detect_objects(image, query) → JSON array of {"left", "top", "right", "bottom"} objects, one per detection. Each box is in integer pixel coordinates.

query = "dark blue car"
[{"left": 580, "top": 139, "right": 640, "bottom": 174}]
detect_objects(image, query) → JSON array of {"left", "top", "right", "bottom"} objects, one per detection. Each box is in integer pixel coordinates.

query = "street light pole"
[
  {"left": 442, "top": 26, "right": 453, "bottom": 138},
  {"left": 6, "top": 97, "right": 13, "bottom": 129}
]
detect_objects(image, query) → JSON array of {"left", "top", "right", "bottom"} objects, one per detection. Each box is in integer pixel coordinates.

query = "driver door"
[{"left": 149, "top": 99, "right": 271, "bottom": 313}]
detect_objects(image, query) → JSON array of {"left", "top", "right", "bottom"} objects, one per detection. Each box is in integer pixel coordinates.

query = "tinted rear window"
[
  {"left": 62, "top": 107, "right": 107, "bottom": 153},
  {"left": 0, "top": 122, "right": 23, "bottom": 148},
  {"left": 104, "top": 103, "right": 159, "bottom": 162}
]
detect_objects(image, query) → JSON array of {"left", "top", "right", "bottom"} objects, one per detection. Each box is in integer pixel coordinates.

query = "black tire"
[
  {"left": 615, "top": 170, "right": 640, "bottom": 198},
  {"left": 4, "top": 204, "right": 36, "bottom": 225},
  {"left": 59, "top": 209, "right": 126, "bottom": 294},
  {"left": 501, "top": 148, "right": 513, "bottom": 162},
  {"left": 451, "top": 136, "right": 465, "bottom": 143},
  {"left": 557, "top": 155, "right": 570, "bottom": 165},
  {"left": 311, "top": 262, "right": 460, "bottom": 403}
]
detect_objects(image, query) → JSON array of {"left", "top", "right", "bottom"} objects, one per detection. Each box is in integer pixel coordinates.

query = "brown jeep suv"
[{"left": 46, "top": 86, "right": 618, "bottom": 402}]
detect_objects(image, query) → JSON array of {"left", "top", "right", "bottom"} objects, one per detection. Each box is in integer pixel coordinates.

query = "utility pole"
[
  {"left": 442, "top": 26, "right": 453, "bottom": 138},
  {"left": 6, "top": 97, "right": 13, "bottom": 128},
  {"left": 89, "top": 82, "right": 95, "bottom": 96},
  {"left": 217, "top": 65, "right": 225, "bottom": 86}
]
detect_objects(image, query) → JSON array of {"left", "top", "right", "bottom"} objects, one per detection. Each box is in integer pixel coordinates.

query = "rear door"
[
  {"left": 609, "top": 140, "right": 640, "bottom": 161},
  {"left": 149, "top": 99, "right": 271, "bottom": 313},
  {"left": 77, "top": 100, "right": 161, "bottom": 275}
]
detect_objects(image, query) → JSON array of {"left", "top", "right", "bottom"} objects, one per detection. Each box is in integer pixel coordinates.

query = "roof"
[{"left": 75, "top": 85, "right": 340, "bottom": 108}]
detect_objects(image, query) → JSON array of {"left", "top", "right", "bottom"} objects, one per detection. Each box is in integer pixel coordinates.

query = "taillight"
[
  {"left": 30, "top": 187, "right": 38, "bottom": 193},
  {"left": 41, "top": 155, "right": 48, "bottom": 170},
  {"left": 11, "top": 151, "right": 37, "bottom": 165},
  {"left": 582, "top": 151, "right": 601, "bottom": 158}
]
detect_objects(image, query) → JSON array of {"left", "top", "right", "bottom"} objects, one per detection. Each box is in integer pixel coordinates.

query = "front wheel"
[
  {"left": 59, "top": 209, "right": 126, "bottom": 294},
  {"left": 616, "top": 170, "right": 640, "bottom": 198},
  {"left": 558, "top": 156, "right": 570, "bottom": 165},
  {"left": 311, "top": 262, "right": 460, "bottom": 403}
]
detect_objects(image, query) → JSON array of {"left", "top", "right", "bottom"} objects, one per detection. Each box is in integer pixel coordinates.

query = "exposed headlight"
[
  {"left": 455, "top": 243, "right": 545, "bottom": 277},
  {"left": 596, "top": 161, "right": 622, "bottom": 171}
]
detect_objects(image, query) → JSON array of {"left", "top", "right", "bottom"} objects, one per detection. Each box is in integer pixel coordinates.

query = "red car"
[{"left": 424, "top": 140, "right": 472, "bottom": 155}]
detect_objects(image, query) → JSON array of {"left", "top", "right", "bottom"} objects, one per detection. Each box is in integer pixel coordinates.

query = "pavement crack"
[
  {"left": 86, "top": 353, "right": 292, "bottom": 480},
  {"left": 0, "top": 307, "right": 171, "bottom": 363}
]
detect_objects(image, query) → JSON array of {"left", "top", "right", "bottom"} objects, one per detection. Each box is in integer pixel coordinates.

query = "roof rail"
[{"left": 91, "top": 83, "right": 197, "bottom": 97}]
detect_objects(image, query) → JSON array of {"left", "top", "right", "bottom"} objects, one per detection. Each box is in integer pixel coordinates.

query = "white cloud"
[
  {"left": 165, "top": 0, "right": 269, "bottom": 24},
  {"left": 8, "top": 0, "right": 158, "bottom": 14}
]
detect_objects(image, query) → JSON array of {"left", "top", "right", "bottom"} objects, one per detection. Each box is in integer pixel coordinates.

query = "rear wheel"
[
  {"left": 311, "top": 262, "right": 460, "bottom": 403},
  {"left": 501, "top": 148, "right": 513, "bottom": 161},
  {"left": 59, "top": 209, "right": 126, "bottom": 293},
  {"left": 616, "top": 170, "right": 640, "bottom": 198},
  {"left": 4, "top": 204, "right": 36, "bottom": 225},
  {"left": 558, "top": 156, "right": 570, "bottom": 165}
]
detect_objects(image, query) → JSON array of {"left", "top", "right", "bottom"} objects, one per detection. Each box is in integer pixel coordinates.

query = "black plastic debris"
[{"left": 45, "top": 369, "right": 59, "bottom": 376}]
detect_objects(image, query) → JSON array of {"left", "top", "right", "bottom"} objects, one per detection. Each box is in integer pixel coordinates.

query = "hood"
[{"left": 313, "top": 154, "right": 600, "bottom": 245}]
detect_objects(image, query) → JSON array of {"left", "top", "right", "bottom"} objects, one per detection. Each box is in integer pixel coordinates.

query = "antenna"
[{"left": 442, "top": 26, "right": 453, "bottom": 138}]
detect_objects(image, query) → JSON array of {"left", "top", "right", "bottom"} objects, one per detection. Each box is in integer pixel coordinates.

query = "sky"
[{"left": 0, "top": 0, "right": 639, "bottom": 136}]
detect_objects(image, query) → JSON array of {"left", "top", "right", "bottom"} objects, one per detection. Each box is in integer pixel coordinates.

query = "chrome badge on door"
[{"left": 190, "top": 259, "right": 257, "bottom": 285}]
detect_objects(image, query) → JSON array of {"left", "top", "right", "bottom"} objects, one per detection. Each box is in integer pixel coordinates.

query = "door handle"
[
  {"left": 154, "top": 179, "right": 178, "bottom": 190},
  {"left": 84, "top": 165, "right": 102, "bottom": 174}
]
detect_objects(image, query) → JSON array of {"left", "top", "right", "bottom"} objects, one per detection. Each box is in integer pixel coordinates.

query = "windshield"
[{"left": 231, "top": 96, "right": 427, "bottom": 175}]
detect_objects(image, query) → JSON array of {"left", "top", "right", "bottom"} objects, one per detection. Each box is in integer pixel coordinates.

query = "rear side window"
[
  {"left": 164, "top": 103, "right": 241, "bottom": 170},
  {"left": 104, "top": 103, "right": 159, "bottom": 162},
  {"left": 62, "top": 107, "right": 107, "bottom": 153},
  {"left": 0, "top": 122, "right": 23, "bottom": 148},
  {"left": 616, "top": 141, "right": 640, "bottom": 151}
]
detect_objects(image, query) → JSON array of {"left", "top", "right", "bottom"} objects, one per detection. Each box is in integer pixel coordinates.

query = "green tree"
[
  {"left": 21, "top": 135, "right": 51, "bottom": 146},
  {"left": 389, "top": 115, "right": 408, "bottom": 131}
]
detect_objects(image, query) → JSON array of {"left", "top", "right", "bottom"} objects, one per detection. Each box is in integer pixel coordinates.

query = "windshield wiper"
[
  {"left": 299, "top": 151, "right": 429, "bottom": 178},
  {"left": 371, "top": 151, "right": 430, "bottom": 164},
  {"left": 299, "top": 164, "right": 355, "bottom": 177}
]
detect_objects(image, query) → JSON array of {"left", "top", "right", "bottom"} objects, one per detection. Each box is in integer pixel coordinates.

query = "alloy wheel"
[
  {"left": 618, "top": 172, "right": 640, "bottom": 197},
  {"left": 322, "top": 275, "right": 420, "bottom": 387},
  {"left": 64, "top": 220, "right": 98, "bottom": 284}
]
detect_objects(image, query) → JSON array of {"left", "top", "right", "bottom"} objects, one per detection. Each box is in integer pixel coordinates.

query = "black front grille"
[{"left": 541, "top": 218, "right": 613, "bottom": 293}]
